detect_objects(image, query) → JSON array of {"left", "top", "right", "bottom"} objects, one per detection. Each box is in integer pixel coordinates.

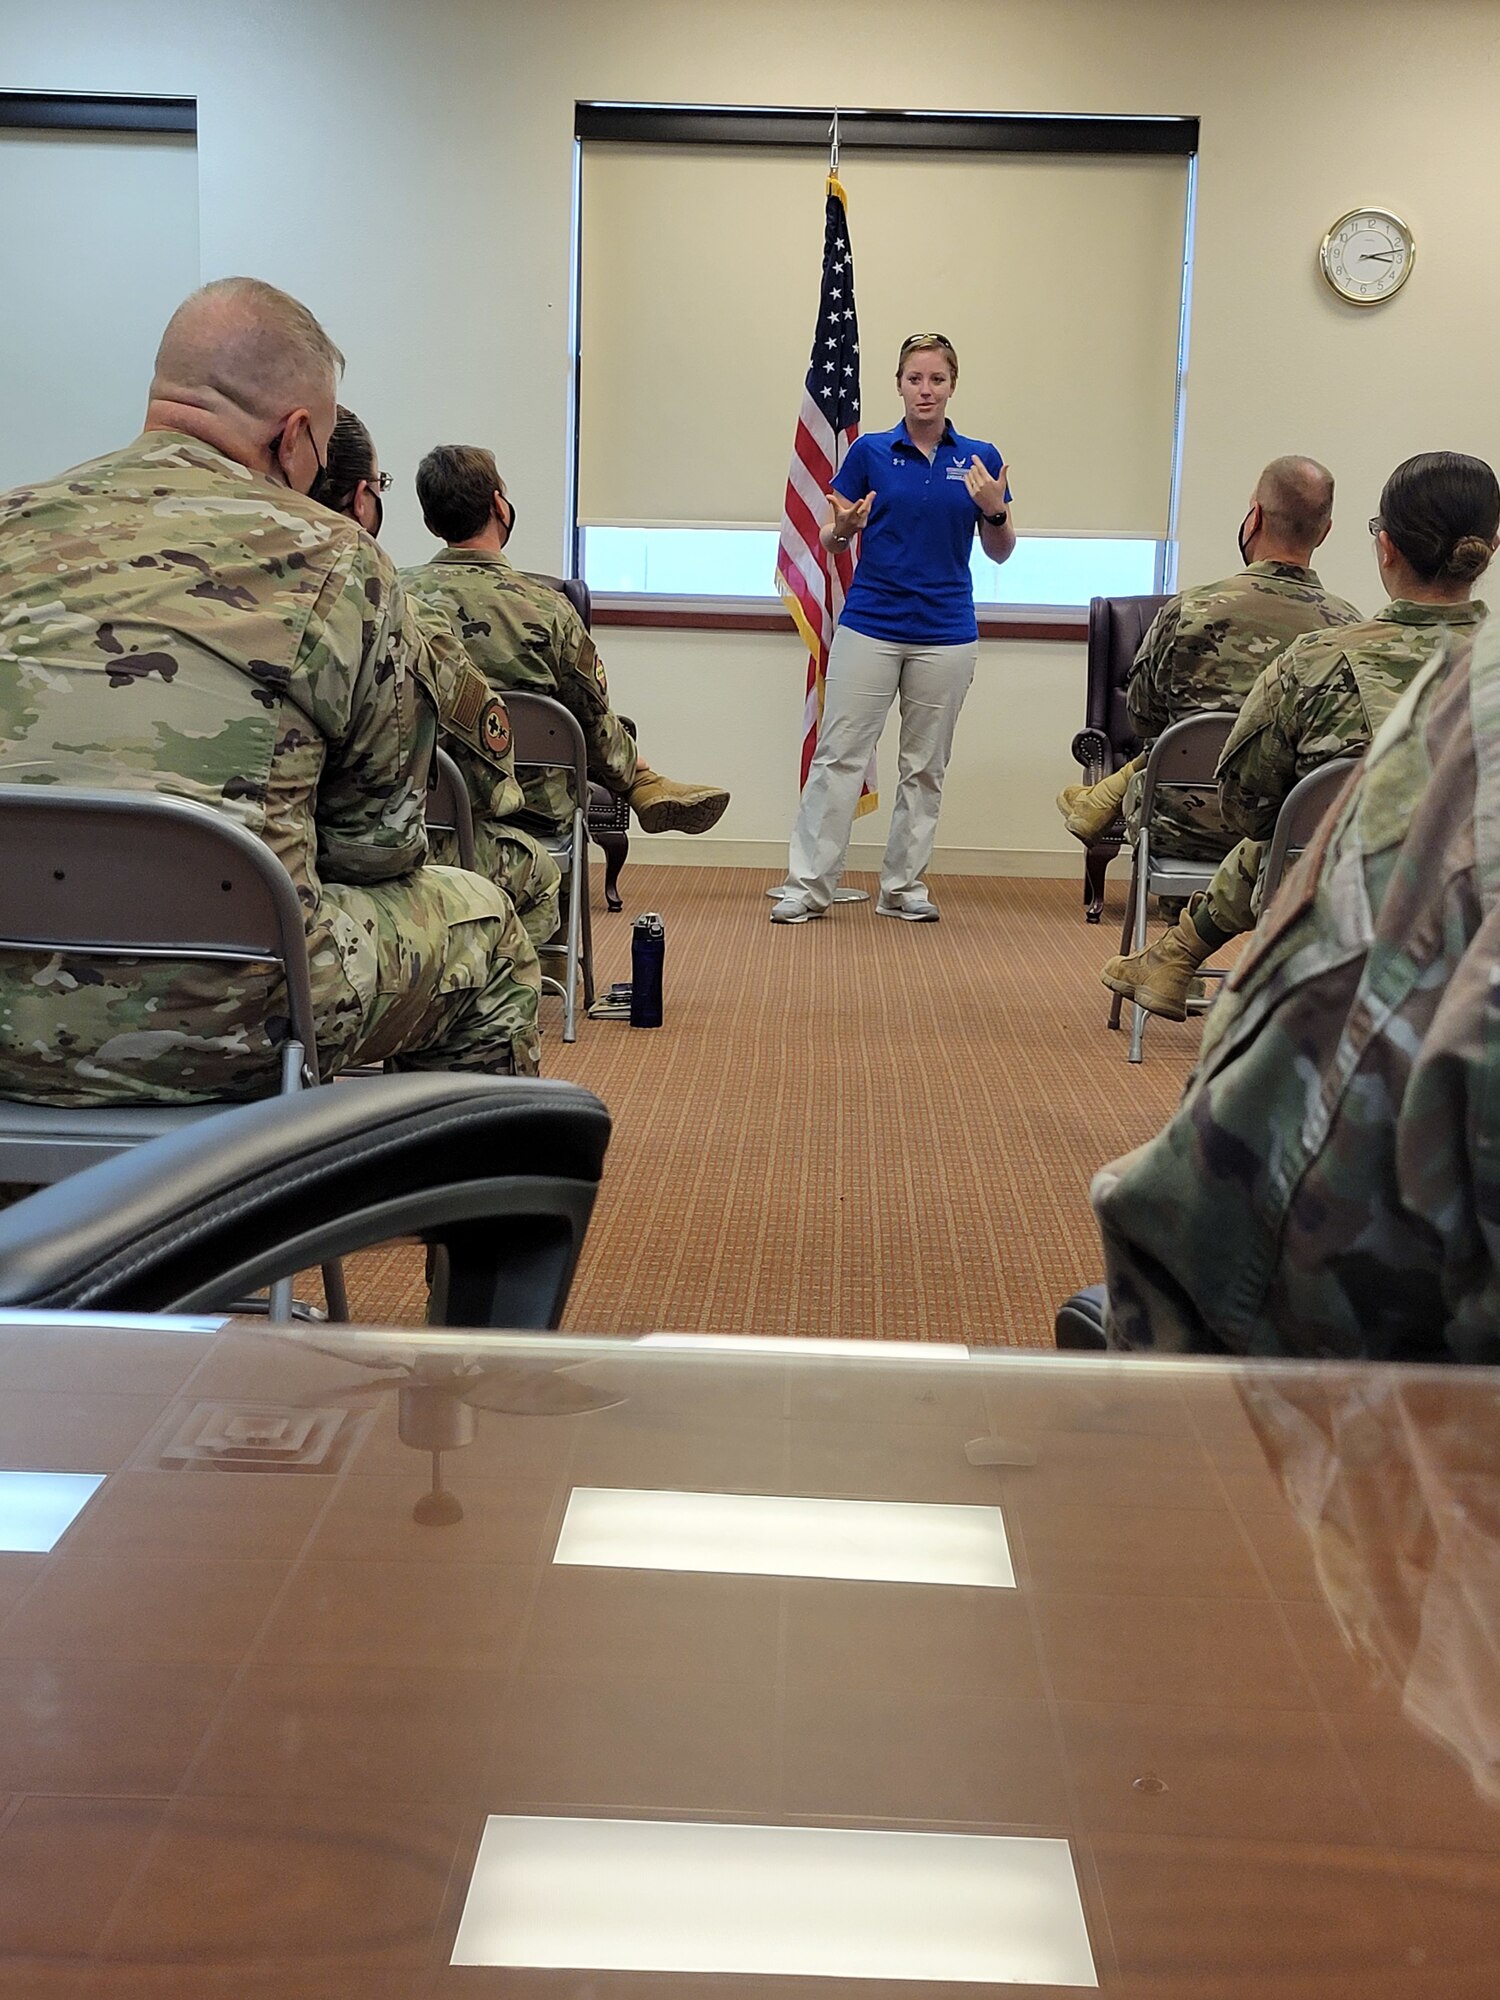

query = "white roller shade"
[{"left": 579, "top": 143, "right": 1187, "bottom": 536}]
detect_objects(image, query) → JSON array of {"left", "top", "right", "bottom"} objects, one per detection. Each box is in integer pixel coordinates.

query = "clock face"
[{"left": 1320, "top": 209, "right": 1414, "bottom": 305}]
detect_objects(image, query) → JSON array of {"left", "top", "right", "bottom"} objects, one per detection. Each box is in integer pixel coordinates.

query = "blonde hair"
[{"left": 896, "top": 332, "right": 959, "bottom": 385}]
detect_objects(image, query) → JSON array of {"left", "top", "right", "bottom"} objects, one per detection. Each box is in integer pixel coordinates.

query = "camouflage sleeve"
[
  {"left": 1125, "top": 600, "right": 1181, "bottom": 741},
  {"left": 1216, "top": 650, "right": 1307, "bottom": 842},
  {"left": 407, "top": 596, "right": 523, "bottom": 829},
  {"left": 1398, "top": 896, "right": 1500, "bottom": 1360},
  {"left": 299, "top": 548, "right": 431, "bottom": 884}
]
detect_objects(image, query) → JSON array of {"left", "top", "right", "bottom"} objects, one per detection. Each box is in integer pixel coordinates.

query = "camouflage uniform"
[
  {"left": 1092, "top": 617, "right": 1500, "bottom": 1364},
  {"left": 1124, "top": 561, "right": 1362, "bottom": 861},
  {"left": 402, "top": 550, "right": 637, "bottom": 834},
  {"left": 1199, "top": 599, "right": 1488, "bottom": 932},
  {"left": 0, "top": 431, "right": 541, "bottom": 1104},
  {"left": 407, "top": 596, "right": 561, "bottom": 948}
]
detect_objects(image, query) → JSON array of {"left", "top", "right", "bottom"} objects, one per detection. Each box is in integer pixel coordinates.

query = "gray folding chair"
[
  {"left": 426, "top": 745, "right": 477, "bottom": 871},
  {"left": 0, "top": 783, "right": 343, "bottom": 1321},
  {"left": 1109, "top": 711, "right": 1237, "bottom": 1064},
  {"left": 504, "top": 691, "right": 596, "bottom": 1042},
  {"left": 1257, "top": 758, "right": 1358, "bottom": 910}
]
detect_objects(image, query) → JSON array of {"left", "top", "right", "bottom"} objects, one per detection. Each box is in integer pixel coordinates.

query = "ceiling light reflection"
[{"left": 553, "top": 1487, "right": 1015, "bottom": 1587}]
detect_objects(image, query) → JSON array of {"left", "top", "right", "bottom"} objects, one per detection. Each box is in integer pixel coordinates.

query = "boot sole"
[
  {"left": 1099, "top": 969, "right": 1188, "bottom": 1022},
  {"left": 633, "top": 791, "right": 730, "bottom": 836},
  {"left": 1055, "top": 789, "right": 1118, "bottom": 845}
]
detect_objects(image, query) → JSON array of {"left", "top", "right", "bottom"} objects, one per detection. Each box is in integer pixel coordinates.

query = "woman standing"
[{"left": 772, "top": 333, "right": 1014, "bottom": 924}]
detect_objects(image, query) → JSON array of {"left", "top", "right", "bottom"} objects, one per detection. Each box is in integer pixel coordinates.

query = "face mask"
[
  {"left": 498, "top": 493, "right": 517, "bottom": 545},
  {"left": 367, "top": 490, "right": 384, "bottom": 539},
  {"left": 1237, "top": 508, "right": 1257, "bottom": 567}
]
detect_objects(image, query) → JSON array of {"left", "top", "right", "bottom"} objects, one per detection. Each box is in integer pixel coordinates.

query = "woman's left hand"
[{"left": 964, "top": 455, "right": 1009, "bottom": 516}]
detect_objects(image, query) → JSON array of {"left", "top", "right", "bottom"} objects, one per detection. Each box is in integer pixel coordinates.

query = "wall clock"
[{"left": 1319, "top": 208, "right": 1414, "bottom": 305}]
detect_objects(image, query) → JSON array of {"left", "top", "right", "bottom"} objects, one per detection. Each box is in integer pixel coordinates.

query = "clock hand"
[{"left": 1358, "top": 250, "right": 1403, "bottom": 263}]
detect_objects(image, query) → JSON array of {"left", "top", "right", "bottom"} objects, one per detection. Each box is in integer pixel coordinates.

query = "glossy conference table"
[{"left": 0, "top": 1313, "right": 1495, "bottom": 1998}]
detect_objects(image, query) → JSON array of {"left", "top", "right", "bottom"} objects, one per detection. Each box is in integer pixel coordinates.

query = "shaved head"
[
  {"left": 150, "top": 277, "right": 343, "bottom": 431},
  {"left": 1254, "top": 455, "right": 1335, "bottom": 550}
]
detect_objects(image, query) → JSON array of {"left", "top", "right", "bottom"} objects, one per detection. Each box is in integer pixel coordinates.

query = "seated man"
[
  {"left": 0, "top": 278, "right": 541, "bottom": 1102},
  {"left": 403, "top": 445, "right": 730, "bottom": 841},
  {"left": 318, "top": 406, "right": 561, "bottom": 949},
  {"left": 1058, "top": 456, "right": 1361, "bottom": 862},
  {"left": 1101, "top": 449, "right": 1497, "bottom": 1020},
  {"left": 1090, "top": 616, "right": 1500, "bottom": 1365}
]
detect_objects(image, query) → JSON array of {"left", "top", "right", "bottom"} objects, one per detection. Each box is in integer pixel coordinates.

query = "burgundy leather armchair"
[{"left": 1070, "top": 593, "right": 1170, "bottom": 921}]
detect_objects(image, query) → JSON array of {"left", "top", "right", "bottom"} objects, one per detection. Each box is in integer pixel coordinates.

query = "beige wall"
[{"left": 4, "top": 0, "right": 1499, "bottom": 876}]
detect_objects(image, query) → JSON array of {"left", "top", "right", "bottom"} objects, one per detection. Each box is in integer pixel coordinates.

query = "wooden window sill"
[{"left": 590, "top": 597, "right": 1087, "bottom": 642}]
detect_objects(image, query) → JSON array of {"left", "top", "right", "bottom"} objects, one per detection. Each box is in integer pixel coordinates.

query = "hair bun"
[{"left": 1445, "top": 534, "right": 1493, "bottom": 582}]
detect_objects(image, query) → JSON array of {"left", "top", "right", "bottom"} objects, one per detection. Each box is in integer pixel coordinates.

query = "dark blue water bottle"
[{"left": 629, "top": 911, "right": 665, "bottom": 1028}]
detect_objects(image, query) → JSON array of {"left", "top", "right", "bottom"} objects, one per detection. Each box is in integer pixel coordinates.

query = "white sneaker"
[
  {"left": 877, "top": 891, "right": 939, "bottom": 922},
  {"left": 770, "top": 896, "right": 822, "bottom": 924}
]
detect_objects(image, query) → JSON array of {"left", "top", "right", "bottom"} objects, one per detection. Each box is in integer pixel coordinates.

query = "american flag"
[{"left": 775, "top": 173, "right": 876, "bottom": 814}]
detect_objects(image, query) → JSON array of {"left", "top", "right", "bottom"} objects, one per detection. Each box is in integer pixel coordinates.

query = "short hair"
[
  {"left": 896, "top": 332, "right": 959, "bottom": 385},
  {"left": 150, "top": 276, "right": 344, "bottom": 423},
  {"left": 1379, "top": 452, "right": 1500, "bottom": 584},
  {"left": 417, "top": 444, "right": 502, "bottom": 543},
  {"left": 322, "top": 406, "right": 377, "bottom": 515},
  {"left": 1254, "top": 456, "right": 1335, "bottom": 547}
]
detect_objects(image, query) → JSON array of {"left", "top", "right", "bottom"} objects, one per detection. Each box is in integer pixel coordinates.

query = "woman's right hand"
[{"left": 827, "top": 489, "right": 873, "bottom": 545}]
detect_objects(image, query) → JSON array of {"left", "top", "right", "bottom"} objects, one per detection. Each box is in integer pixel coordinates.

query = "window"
[
  {"left": 580, "top": 525, "right": 1163, "bottom": 607},
  {"left": 574, "top": 111, "right": 1194, "bottom": 615}
]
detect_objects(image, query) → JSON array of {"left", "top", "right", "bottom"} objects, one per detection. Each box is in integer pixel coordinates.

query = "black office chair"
[
  {"left": 0, "top": 1074, "right": 612, "bottom": 1328},
  {"left": 1054, "top": 1285, "right": 1110, "bottom": 1351}
]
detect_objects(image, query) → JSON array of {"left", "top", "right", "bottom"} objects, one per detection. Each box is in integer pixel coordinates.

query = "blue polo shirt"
[{"left": 830, "top": 420, "right": 1006, "bottom": 646}]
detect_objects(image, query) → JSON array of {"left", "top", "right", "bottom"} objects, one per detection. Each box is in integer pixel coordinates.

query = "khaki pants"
[
  {"left": 783, "top": 626, "right": 978, "bottom": 910},
  {"left": 1200, "top": 837, "right": 1267, "bottom": 939}
]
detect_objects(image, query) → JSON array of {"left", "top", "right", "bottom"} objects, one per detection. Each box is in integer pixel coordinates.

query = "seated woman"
[
  {"left": 318, "top": 409, "right": 561, "bottom": 949},
  {"left": 1089, "top": 609, "right": 1500, "bottom": 1365},
  {"left": 1103, "top": 450, "right": 1499, "bottom": 1021}
]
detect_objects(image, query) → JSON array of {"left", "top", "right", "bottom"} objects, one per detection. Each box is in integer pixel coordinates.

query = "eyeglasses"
[
  {"left": 900, "top": 331, "right": 953, "bottom": 353},
  {"left": 368, "top": 471, "right": 393, "bottom": 494},
  {"left": 1368, "top": 516, "right": 1383, "bottom": 537}
]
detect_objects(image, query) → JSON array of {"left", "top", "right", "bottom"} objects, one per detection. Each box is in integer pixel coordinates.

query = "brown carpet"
[{"left": 339, "top": 865, "right": 1209, "bottom": 1345}]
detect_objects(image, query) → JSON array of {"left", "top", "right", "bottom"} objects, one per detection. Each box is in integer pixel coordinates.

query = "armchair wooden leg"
[
  {"left": 591, "top": 829, "right": 628, "bottom": 913},
  {"left": 1083, "top": 843, "right": 1110, "bottom": 923}
]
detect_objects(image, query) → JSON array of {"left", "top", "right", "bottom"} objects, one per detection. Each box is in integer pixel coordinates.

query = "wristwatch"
[{"left": 983, "top": 508, "right": 1009, "bottom": 527}]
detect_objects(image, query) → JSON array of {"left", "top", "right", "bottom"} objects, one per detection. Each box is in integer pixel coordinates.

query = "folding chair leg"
[
  {"left": 1128, "top": 999, "right": 1148, "bottom": 1063},
  {"left": 562, "top": 814, "right": 584, "bottom": 1043},
  {"left": 269, "top": 1273, "right": 295, "bottom": 1321},
  {"left": 576, "top": 811, "right": 596, "bottom": 1009},
  {"left": 1133, "top": 829, "right": 1151, "bottom": 952},
  {"left": 1124, "top": 826, "right": 1152, "bottom": 1062},
  {"left": 1108, "top": 847, "right": 1141, "bottom": 1032},
  {"left": 322, "top": 1260, "right": 350, "bottom": 1322}
]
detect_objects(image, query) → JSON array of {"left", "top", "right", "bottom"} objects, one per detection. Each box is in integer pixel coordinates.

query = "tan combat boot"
[
  {"left": 625, "top": 766, "right": 731, "bottom": 836},
  {"left": 1055, "top": 755, "right": 1140, "bottom": 844},
  {"left": 1100, "top": 906, "right": 1215, "bottom": 1022}
]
